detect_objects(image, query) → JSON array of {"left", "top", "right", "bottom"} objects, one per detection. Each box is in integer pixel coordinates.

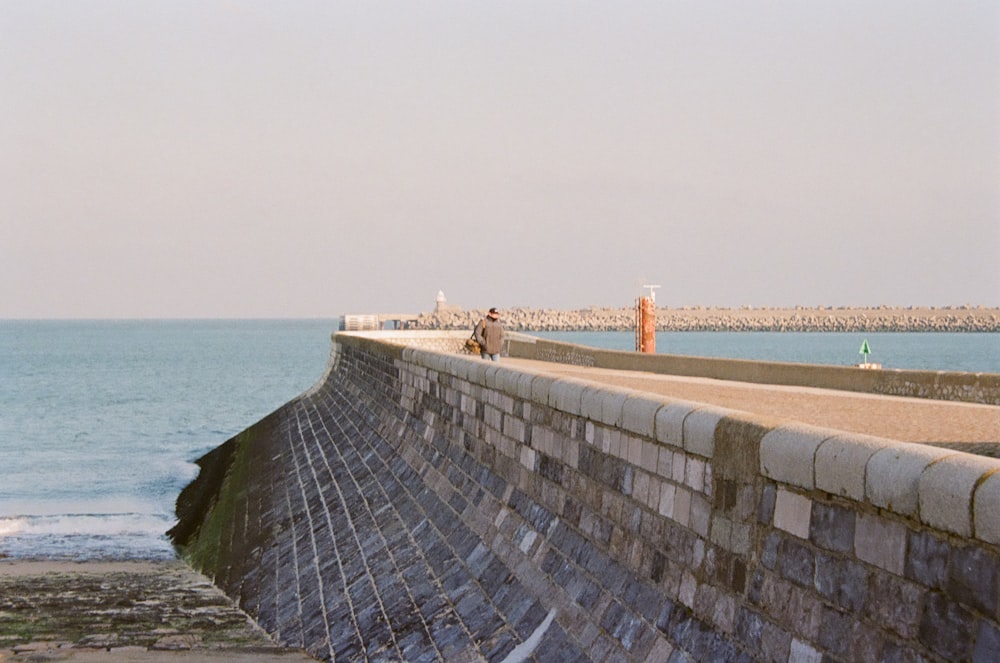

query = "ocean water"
[
  {"left": 532, "top": 331, "right": 1000, "bottom": 374},
  {"left": 0, "top": 319, "right": 337, "bottom": 560},
  {"left": 1, "top": 322, "right": 996, "bottom": 561}
]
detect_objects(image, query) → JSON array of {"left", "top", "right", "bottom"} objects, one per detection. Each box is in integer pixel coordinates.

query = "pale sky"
[{"left": 2, "top": 1, "right": 998, "bottom": 318}]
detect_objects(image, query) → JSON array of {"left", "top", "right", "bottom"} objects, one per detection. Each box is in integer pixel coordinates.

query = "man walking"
[{"left": 475, "top": 308, "right": 504, "bottom": 361}]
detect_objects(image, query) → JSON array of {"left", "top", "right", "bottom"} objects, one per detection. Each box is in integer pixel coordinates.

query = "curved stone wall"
[{"left": 172, "top": 333, "right": 1000, "bottom": 662}]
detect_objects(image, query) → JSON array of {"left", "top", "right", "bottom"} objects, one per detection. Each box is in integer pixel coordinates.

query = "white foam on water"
[{"left": 0, "top": 510, "right": 177, "bottom": 560}]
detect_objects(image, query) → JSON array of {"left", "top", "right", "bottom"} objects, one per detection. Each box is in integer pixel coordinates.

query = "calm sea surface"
[
  {"left": 0, "top": 319, "right": 338, "bottom": 560},
  {"left": 533, "top": 331, "right": 1000, "bottom": 374},
  {"left": 1, "top": 321, "right": 997, "bottom": 560}
]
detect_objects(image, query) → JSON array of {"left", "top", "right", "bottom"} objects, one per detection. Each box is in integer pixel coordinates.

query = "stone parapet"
[{"left": 172, "top": 332, "right": 1000, "bottom": 662}]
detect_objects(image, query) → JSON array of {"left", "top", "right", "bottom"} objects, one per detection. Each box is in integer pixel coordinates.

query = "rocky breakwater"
[{"left": 416, "top": 305, "right": 1000, "bottom": 333}]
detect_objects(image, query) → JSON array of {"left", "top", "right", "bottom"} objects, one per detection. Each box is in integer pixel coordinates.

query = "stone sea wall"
[
  {"left": 416, "top": 306, "right": 1000, "bottom": 333},
  {"left": 172, "top": 332, "right": 1000, "bottom": 662}
]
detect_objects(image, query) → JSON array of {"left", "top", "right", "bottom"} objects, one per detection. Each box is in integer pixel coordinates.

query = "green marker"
[{"left": 859, "top": 339, "right": 871, "bottom": 366}]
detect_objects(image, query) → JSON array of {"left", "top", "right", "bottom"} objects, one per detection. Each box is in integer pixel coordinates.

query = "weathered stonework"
[{"left": 172, "top": 332, "right": 1000, "bottom": 662}]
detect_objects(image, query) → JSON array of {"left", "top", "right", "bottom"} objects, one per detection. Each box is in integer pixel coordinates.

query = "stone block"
[
  {"left": 855, "top": 513, "right": 906, "bottom": 576},
  {"left": 814, "top": 552, "right": 868, "bottom": 613},
  {"left": 710, "top": 517, "right": 733, "bottom": 550},
  {"left": 645, "top": 475, "right": 662, "bottom": 511},
  {"left": 659, "top": 482, "right": 676, "bottom": 518},
  {"left": 641, "top": 440, "right": 659, "bottom": 475},
  {"left": 655, "top": 400, "right": 701, "bottom": 448},
  {"left": 920, "top": 453, "right": 1000, "bottom": 537},
  {"left": 484, "top": 363, "right": 507, "bottom": 390},
  {"left": 530, "top": 374, "right": 556, "bottom": 409},
  {"left": 866, "top": 442, "right": 950, "bottom": 517},
  {"left": 974, "top": 619, "right": 1000, "bottom": 663},
  {"left": 919, "top": 592, "right": 976, "bottom": 661},
  {"left": 905, "top": 529, "right": 949, "bottom": 589},
  {"left": 848, "top": 620, "right": 886, "bottom": 663},
  {"left": 731, "top": 523, "right": 751, "bottom": 556},
  {"left": 773, "top": 488, "right": 812, "bottom": 540},
  {"left": 600, "top": 387, "right": 629, "bottom": 428},
  {"left": 685, "top": 457, "right": 706, "bottom": 493},
  {"left": 809, "top": 502, "right": 854, "bottom": 554},
  {"left": 672, "top": 452, "right": 686, "bottom": 483},
  {"left": 862, "top": 572, "right": 924, "bottom": 641},
  {"left": 627, "top": 434, "right": 643, "bottom": 466},
  {"left": 503, "top": 416, "right": 527, "bottom": 444},
  {"left": 513, "top": 371, "right": 536, "bottom": 401},
  {"left": 673, "top": 487, "right": 692, "bottom": 527},
  {"left": 564, "top": 438, "right": 580, "bottom": 470},
  {"left": 735, "top": 607, "right": 765, "bottom": 651},
  {"left": 757, "top": 484, "right": 776, "bottom": 525},
  {"left": 550, "top": 378, "right": 588, "bottom": 417},
  {"left": 779, "top": 537, "right": 815, "bottom": 588},
  {"left": 657, "top": 447, "right": 674, "bottom": 479},
  {"left": 679, "top": 570, "right": 698, "bottom": 608},
  {"left": 520, "top": 446, "right": 537, "bottom": 471},
  {"left": 466, "top": 360, "right": 491, "bottom": 386},
  {"left": 759, "top": 423, "right": 831, "bottom": 490},
  {"left": 690, "top": 495, "right": 711, "bottom": 538},
  {"left": 581, "top": 386, "right": 606, "bottom": 424},
  {"left": 783, "top": 583, "right": 825, "bottom": 641},
  {"left": 491, "top": 366, "right": 521, "bottom": 395},
  {"left": 974, "top": 472, "right": 1000, "bottom": 545},
  {"left": 789, "top": 638, "right": 823, "bottom": 663},
  {"left": 633, "top": 470, "right": 651, "bottom": 508},
  {"left": 815, "top": 433, "right": 892, "bottom": 501},
  {"left": 948, "top": 544, "right": 999, "bottom": 615},
  {"left": 683, "top": 407, "right": 730, "bottom": 459},
  {"left": 817, "top": 606, "right": 851, "bottom": 657},
  {"left": 759, "top": 619, "right": 792, "bottom": 663},
  {"left": 621, "top": 394, "right": 662, "bottom": 439}
]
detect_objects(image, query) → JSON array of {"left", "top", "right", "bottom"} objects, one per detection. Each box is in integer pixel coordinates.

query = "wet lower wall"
[{"left": 171, "top": 332, "right": 1000, "bottom": 662}]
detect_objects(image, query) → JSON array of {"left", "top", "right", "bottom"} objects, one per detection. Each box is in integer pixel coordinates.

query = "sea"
[{"left": 1, "top": 321, "right": 998, "bottom": 561}]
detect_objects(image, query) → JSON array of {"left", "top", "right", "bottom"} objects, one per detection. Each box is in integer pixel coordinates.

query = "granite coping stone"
[
  {"left": 865, "top": 443, "right": 954, "bottom": 518},
  {"left": 815, "top": 433, "right": 892, "bottom": 501},
  {"left": 920, "top": 453, "right": 1000, "bottom": 538},
  {"left": 974, "top": 472, "right": 1000, "bottom": 546},
  {"left": 682, "top": 406, "right": 732, "bottom": 459},
  {"left": 759, "top": 423, "right": 833, "bottom": 490},
  {"left": 655, "top": 401, "right": 703, "bottom": 449},
  {"left": 548, "top": 377, "right": 590, "bottom": 417},
  {"left": 620, "top": 393, "right": 663, "bottom": 440}
]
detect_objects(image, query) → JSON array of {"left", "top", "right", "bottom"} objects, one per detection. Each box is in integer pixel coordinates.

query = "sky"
[{"left": 2, "top": 1, "right": 998, "bottom": 318}]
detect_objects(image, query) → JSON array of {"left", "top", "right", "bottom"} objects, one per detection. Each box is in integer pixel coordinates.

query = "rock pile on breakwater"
[{"left": 414, "top": 305, "right": 1000, "bottom": 332}]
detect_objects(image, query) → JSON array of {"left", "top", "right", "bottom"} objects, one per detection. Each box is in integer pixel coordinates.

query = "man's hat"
[{"left": 488, "top": 307, "right": 498, "bottom": 314}]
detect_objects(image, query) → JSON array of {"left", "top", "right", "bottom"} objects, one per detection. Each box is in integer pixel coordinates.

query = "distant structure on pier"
[
  {"left": 341, "top": 291, "right": 458, "bottom": 331},
  {"left": 434, "top": 290, "right": 462, "bottom": 314}
]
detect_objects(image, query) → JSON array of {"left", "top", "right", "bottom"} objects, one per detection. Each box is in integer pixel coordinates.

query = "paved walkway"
[{"left": 505, "top": 358, "right": 1000, "bottom": 450}]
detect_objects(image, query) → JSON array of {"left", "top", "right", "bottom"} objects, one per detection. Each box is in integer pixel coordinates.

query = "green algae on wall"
[{"left": 169, "top": 427, "right": 254, "bottom": 575}]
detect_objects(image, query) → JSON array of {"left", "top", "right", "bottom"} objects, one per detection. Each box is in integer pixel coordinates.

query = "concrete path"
[{"left": 505, "top": 358, "right": 1000, "bottom": 450}]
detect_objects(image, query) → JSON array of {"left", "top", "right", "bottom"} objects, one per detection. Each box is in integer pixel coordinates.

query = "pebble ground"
[{"left": 0, "top": 560, "right": 318, "bottom": 662}]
